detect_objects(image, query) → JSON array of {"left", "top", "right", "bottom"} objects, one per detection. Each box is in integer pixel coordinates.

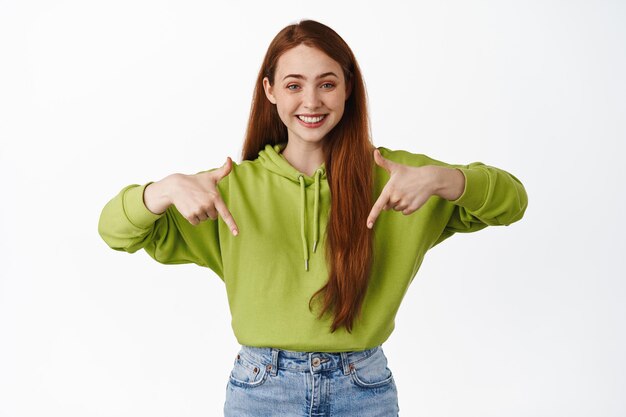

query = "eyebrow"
[{"left": 282, "top": 72, "right": 339, "bottom": 81}]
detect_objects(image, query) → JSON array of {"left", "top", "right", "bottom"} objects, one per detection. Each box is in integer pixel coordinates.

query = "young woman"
[{"left": 98, "top": 19, "right": 528, "bottom": 417}]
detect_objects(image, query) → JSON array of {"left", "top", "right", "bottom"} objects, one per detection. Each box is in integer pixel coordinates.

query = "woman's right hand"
[{"left": 144, "top": 157, "right": 239, "bottom": 235}]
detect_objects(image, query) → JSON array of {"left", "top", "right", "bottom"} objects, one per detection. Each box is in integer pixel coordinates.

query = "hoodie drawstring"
[
  {"left": 298, "top": 168, "right": 323, "bottom": 271},
  {"left": 298, "top": 175, "right": 308, "bottom": 271},
  {"left": 313, "top": 168, "right": 320, "bottom": 254}
]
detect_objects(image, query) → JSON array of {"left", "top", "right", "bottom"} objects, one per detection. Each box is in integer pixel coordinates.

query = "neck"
[{"left": 281, "top": 140, "right": 325, "bottom": 177}]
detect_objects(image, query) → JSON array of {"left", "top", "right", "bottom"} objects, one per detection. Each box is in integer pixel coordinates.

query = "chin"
[{"left": 294, "top": 138, "right": 325, "bottom": 146}]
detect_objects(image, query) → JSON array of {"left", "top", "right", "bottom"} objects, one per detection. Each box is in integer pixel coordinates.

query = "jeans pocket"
[
  {"left": 228, "top": 351, "right": 269, "bottom": 389},
  {"left": 349, "top": 348, "right": 395, "bottom": 389}
]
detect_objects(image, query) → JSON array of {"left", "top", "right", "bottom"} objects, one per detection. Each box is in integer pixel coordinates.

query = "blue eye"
[
  {"left": 287, "top": 84, "right": 299, "bottom": 90},
  {"left": 322, "top": 83, "right": 335, "bottom": 89}
]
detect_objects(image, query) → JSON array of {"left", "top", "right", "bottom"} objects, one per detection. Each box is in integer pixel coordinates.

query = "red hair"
[{"left": 241, "top": 20, "right": 375, "bottom": 333}]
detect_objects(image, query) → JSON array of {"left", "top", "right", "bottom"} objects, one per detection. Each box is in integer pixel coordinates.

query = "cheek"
[
  {"left": 275, "top": 103, "right": 295, "bottom": 126},
  {"left": 332, "top": 99, "right": 346, "bottom": 119},
  {"left": 276, "top": 96, "right": 297, "bottom": 115},
  {"left": 330, "top": 93, "right": 346, "bottom": 110}
]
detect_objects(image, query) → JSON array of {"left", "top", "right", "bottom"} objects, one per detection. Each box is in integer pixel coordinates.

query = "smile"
[
  {"left": 296, "top": 114, "right": 327, "bottom": 128},
  {"left": 298, "top": 114, "right": 326, "bottom": 123}
]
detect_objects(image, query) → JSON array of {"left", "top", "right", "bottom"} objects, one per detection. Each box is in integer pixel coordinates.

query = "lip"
[
  {"left": 295, "top": 114, "right": 328, "bottom": 128},
  {"left": 297, "top": 113, "right": 327, "bottom": 117}
]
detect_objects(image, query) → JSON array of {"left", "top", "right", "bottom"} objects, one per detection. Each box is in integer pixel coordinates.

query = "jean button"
[{"left": 312, "top": 357, "right": 321, "bottom": 367}]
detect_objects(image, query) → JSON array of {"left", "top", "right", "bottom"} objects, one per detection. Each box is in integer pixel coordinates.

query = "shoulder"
[
  {"left": 231, "top": 158, "right": 265, "bottom": 176},
  {"left": 194, "top": 158, "right": 261, "bottom": 177},
  {"left": 376, "top": 146, "right": 449, "bottom": 168}
]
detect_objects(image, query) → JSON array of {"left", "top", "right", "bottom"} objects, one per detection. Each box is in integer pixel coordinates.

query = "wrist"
[
  {"left": 432, "top": 166, "right": 465, "bottom": 201},
  {"left": 144, "top": 175, "right": 176, "bottom": 214}
]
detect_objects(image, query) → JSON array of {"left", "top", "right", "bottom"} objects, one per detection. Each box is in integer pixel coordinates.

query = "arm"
[
  {"left": 440, "top": 161, "right": 528, "bottom": 231},
  {"left": 97, "top": 172, "right": 225, "bottom": 278},
  {"left": 429, "top": 160, "right": 528, "bottom": 247},
  {"left": 373, "top": 147, "right": 528, "bottom": 242}
]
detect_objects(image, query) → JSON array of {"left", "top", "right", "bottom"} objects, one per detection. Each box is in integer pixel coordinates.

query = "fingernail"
[
  {"left": 232, "top": 229, "right": 238, "bottom": 236},
  {"left": 367, "top": 221, "right": 373, "bottom": 229}
]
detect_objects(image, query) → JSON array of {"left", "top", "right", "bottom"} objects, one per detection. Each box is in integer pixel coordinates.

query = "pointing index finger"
[
  {"left": 367, "top": 187, "right": 390, "bottom": 229},
  {"left": 214, "top": 197, "right": 239, "bottom": 236}
]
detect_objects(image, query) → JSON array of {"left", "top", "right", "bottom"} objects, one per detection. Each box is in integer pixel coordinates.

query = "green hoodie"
[{"left": 98, "top": 142, "right": 527, "bottom": 352}]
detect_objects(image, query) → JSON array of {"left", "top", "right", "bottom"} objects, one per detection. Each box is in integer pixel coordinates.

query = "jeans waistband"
[{"left": 237, "top": 345, "right": 382, "bottom": 376}]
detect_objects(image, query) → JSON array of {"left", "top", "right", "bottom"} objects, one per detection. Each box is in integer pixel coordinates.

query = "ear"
[{"left": 262, "top": 77, "right": 277, "bottom": 105}]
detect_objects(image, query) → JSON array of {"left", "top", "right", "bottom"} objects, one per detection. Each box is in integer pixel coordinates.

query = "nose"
[{"left": 303, "top": 87, "right": 322, "bottom": 111}]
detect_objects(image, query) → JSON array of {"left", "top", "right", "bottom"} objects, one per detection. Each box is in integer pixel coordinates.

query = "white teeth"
[{"left": 298, "top": 115, "right": 325, "bottom": 123}]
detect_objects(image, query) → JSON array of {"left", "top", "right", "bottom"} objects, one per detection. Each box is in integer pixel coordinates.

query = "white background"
[{"left": 1, "top": 0, "right": 625, "bottom": 416}]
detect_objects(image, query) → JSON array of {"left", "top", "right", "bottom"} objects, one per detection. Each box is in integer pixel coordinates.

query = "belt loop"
[
  {"left": 340, "top": 351, "right": 351, "bottom": 376},
  {"left": 269, "top": 348, "right": 279, "bottom": 377}
]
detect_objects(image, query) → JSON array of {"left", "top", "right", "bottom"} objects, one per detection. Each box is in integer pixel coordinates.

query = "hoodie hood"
[{"left": 257, "top": 142, "right": 327, "bottom": 271}]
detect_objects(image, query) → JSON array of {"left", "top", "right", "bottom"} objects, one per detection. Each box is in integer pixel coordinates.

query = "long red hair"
[{"left": 241, "top": 20, "right": 375, "bottom": 333}]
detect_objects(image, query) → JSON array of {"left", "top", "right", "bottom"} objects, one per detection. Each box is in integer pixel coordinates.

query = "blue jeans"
[{"left": 223, "top": 344, "right": 400, "bottom": 416}]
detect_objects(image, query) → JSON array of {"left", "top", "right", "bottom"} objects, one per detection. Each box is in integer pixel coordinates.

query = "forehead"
[{"left": 275, "top": 44, "right": 342, "bottom": 78}]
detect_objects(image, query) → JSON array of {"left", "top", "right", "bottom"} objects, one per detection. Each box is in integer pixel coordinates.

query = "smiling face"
[{"left": 263, "top": 44, "right": 350, "bottom": 147}]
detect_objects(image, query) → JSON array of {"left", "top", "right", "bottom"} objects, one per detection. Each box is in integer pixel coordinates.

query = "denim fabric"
[{"left": 223, "top": 344, "right": 400, "bottom": 416}]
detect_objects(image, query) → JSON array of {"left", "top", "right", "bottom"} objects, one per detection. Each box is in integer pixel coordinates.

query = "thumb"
[
  {"left": 215, "top": 156, "right": 233, "bottom": 179},
  {"left": 373, "top": 148, "right": 393, "bottom": 172}
]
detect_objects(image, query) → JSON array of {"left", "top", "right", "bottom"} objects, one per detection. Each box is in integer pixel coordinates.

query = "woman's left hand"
[{"left": 366, "top": 149, "right": 465, "bottom": 229}]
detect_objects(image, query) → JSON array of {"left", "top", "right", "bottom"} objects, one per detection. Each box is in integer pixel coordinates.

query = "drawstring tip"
[
  {"left": 305, "top": 259, "right": 309, "bottom": 271},
  {"left": 313, "top": 240, "right": 317, "bottom": 253}
]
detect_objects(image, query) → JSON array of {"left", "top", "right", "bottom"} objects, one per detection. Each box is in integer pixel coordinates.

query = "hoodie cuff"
[
  {"left": 123, "top": 182, "right": 165, "bottom": 228},
  {"left": 449, "top": 167, "right": 489, "bottom": 211}
]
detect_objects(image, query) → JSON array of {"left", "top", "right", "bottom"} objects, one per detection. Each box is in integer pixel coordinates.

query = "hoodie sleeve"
[
  {"left": 97, "top": 176, "right": 224, "bottom": 279},
  {"left": 436, "top": 160, "right": 528, "bottom": 235}
]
